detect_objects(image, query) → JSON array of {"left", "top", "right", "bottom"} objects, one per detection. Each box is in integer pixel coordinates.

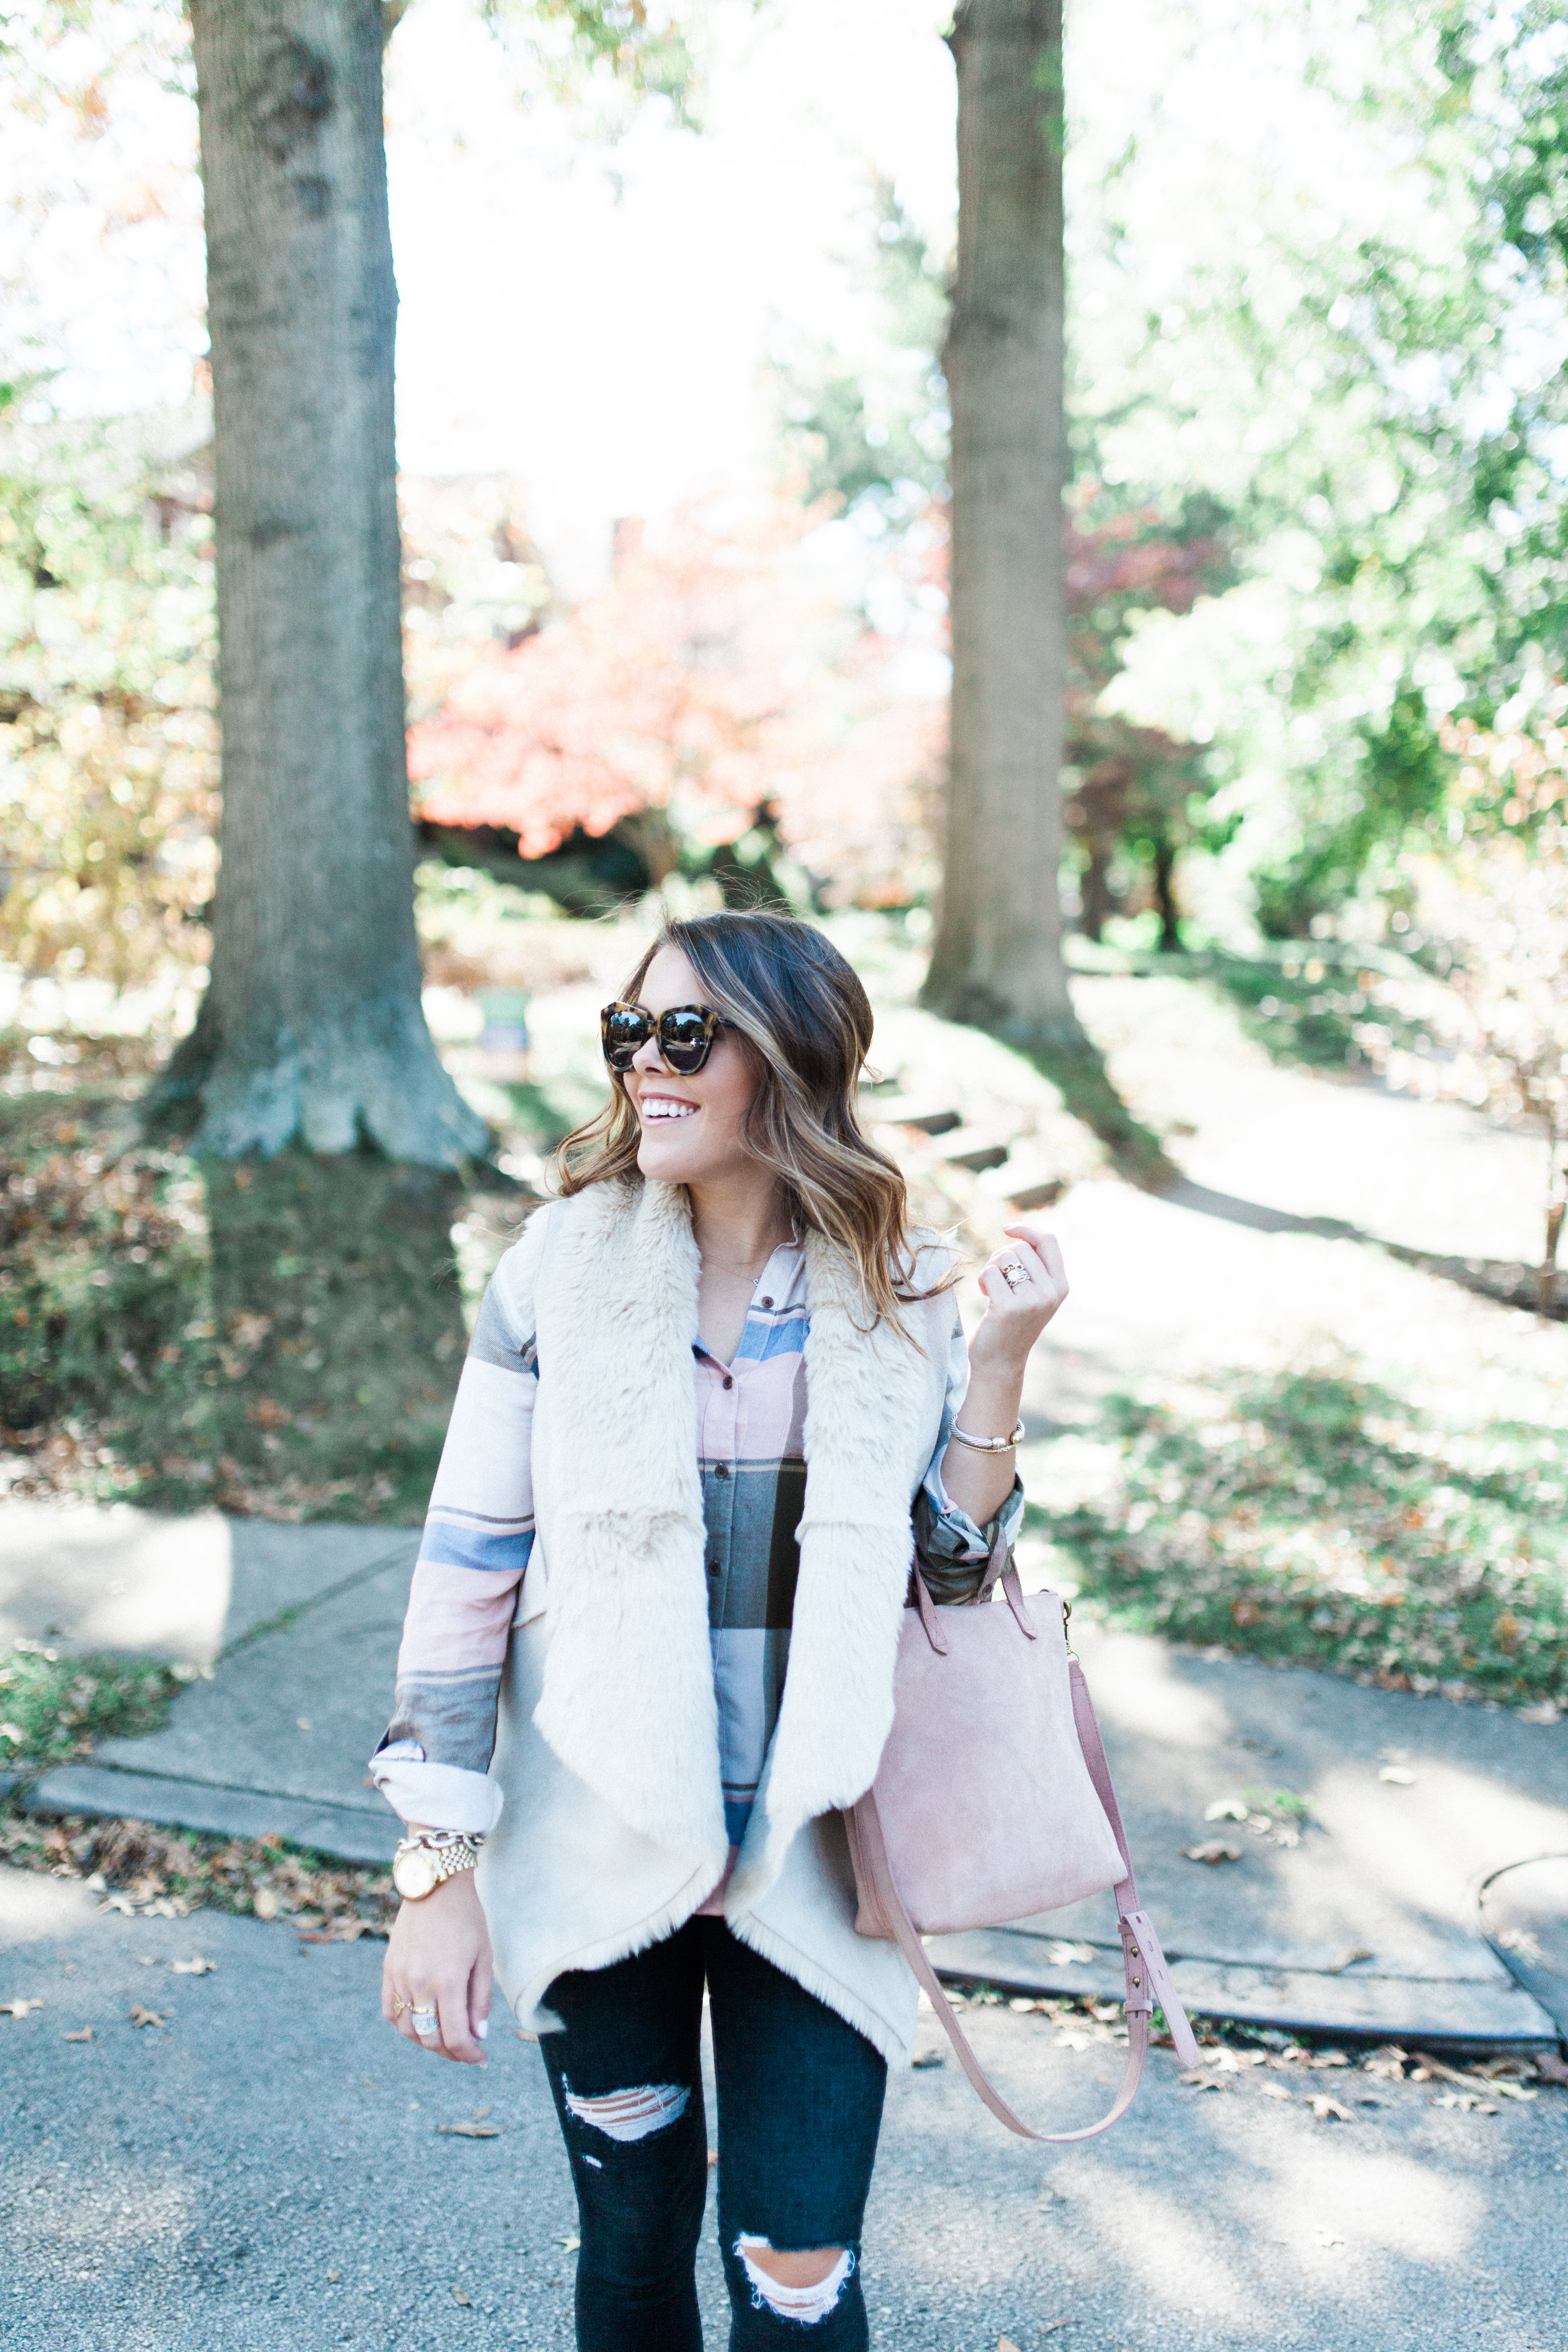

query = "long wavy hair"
[{"left": 556, "top": 910, "right": 945, "bottom": 1331}]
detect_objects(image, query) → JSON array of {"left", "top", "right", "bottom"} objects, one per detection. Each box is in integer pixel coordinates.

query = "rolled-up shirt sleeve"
[
  {"left": 367, "top": 1275, "right": 537, "bottom": 1833},
  {"left": 911, "top": 1303, "right": 1025, "bottom": 1605}
]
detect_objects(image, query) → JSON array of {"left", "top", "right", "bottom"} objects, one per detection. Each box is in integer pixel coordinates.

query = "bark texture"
[
  {"left": 155, "top": 0, "right": 487, "bottom": 1165},
  {"left": 922, "top": 0, "right": 1081, "bottom": 1046}
]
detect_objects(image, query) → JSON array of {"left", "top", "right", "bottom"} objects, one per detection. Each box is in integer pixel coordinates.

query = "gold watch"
[{"left": 392, "top": 1830, "right": 483, "bottom": 1901}]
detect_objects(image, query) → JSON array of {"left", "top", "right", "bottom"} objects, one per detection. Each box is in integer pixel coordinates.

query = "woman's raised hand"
[
  {"left": 966, "top": 1221, "right": 1069, "bottom": 1375},
  {"left": 382, "top": 1866, "right": 493, "bottom": 2066}
]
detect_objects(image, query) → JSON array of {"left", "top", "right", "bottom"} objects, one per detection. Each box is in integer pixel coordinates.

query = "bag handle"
[{"left": 851, "top": 1651, "right": 1199, "bottom": 2140}]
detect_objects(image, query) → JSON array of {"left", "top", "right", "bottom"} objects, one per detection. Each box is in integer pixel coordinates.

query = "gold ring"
[{"left": 392, "top": 1994, "right": 409, "bottom": 2020}]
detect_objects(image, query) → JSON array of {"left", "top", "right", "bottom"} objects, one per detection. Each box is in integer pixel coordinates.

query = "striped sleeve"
[
  {"left": 368, "top": 1275, "right": 537, "bottom": 1832},
  {"left": 912, "top": 1302, "right": 1025, "bottom": 1605}
]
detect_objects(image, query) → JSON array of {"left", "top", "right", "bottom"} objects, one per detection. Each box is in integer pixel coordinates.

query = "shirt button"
[
  {"left": 723, "top": 1375, "right": 733, "bottom": 1390},
  {"left": 759, "top": 1296, "right": 773, "bottom": 1309},
  {"left": 714, "top": 1463, "right": 730, "bottom": 1479}
]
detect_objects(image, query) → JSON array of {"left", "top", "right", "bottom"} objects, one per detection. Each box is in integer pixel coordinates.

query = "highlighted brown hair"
[{"left": 557, "top": 910, "right": 945, "bottom": 1331}]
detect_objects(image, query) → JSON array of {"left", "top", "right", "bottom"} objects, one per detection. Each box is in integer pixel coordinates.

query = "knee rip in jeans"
[
  {"left": 735, "top": 2236, "right": 853, "bottom": 2325},
  {"left": 562, "top": 2080, "right": 691, "bottom": 2144}
]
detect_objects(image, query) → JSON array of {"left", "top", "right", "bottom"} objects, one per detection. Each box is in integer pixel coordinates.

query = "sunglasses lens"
[
  {"left": 658, "top": 1009, "right": 713, "bottom": 1072},
  {"left": 601, "top": 1005, "right": 650, "bottom": 1068}
]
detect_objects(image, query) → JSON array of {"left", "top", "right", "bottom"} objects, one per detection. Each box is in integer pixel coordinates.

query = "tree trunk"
[
  {"left": 1078, "top": 843, "right": 1116, "bottom": 943},
  {"left": 1152, "top": 836, "right": 1182, "bottom": 952},
  {"left": 152, "top": 0, "right": 487, "bottom": 1166},
  {"left": 922, "top": 0, "right": 1081, "bottom": 1047}
]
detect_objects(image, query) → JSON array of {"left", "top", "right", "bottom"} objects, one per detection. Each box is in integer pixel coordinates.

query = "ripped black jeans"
[{"left": 539, "top": 1917, "right": 888, "bottom": 2350}]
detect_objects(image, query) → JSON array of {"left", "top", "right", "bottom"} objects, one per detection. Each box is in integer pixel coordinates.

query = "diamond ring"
[
  {"left": 411, "top": 2006, "right": 440, "bottom": 2036},
  {"left": 999, "top": 1259, "right": 1029, "bottom": 1292}
]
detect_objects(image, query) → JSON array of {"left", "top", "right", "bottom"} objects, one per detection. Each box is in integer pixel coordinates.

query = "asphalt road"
[{"left": 4, "top": 1865, "right": 1564, "bottom": 2352}]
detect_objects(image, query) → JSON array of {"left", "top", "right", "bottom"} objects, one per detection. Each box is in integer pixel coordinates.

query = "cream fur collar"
[{"left": 510, "top": 1177, "right": 952, "bottom": 1907}]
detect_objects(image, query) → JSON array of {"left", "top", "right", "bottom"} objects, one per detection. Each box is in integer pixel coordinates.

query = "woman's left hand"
[{"left": 966, "top": 1222, "right": 1069, "bottom": 1376}]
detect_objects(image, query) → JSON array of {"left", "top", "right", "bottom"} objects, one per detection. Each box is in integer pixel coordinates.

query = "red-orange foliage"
[{"left": 407, "top": 485, "right": 1221, "bottom": 908}]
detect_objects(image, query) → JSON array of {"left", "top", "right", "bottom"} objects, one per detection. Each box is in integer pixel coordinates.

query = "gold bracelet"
[{"left": 949, "top": 1419, "right": 1025, "bottom": 1453}]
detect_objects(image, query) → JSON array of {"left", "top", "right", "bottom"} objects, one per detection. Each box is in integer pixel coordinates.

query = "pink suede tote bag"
[{"left": 845, "top": 1541, "right": 1199, "bottom": 2139}]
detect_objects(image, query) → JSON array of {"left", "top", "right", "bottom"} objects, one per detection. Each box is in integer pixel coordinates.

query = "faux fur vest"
[{"left": 504, "top": 1175, "right": 956, "bottom": 1915}]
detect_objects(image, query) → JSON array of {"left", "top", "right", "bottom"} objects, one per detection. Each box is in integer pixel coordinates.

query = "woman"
[{"left": 373, "top": 911, "right": 1067, "bottom": 2348}]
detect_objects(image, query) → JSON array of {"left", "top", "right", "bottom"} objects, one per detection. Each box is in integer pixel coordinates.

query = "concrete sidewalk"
[
  {"left": 5, "top": 1504, "right": 1564, "bottom": 2047},
  {"left": 2, "top": 1864, "right": 1564, "bottom": 2352}
]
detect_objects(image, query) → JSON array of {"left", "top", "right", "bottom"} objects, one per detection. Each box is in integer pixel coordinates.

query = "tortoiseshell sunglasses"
[{"left": 600, "top": 1001, "right": 724, "bottom": 1075}]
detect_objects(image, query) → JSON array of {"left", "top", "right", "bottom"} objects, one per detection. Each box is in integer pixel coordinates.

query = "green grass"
[
  {"left": 0, "top": 1642, "right": 186, "bottom": 1769},
  {"left": 1069, "top": 937, "right": 1433, "bottom": 1074},
  {"left": 1034, "top": 1364, "right": 1568, "bottom": 1706},
  {"left": 1028, "top": 1041, "right": 1178, "bottom": 1190},
  {"left": 0, "top": 1086, "right": 488, "bottom": 1521}
]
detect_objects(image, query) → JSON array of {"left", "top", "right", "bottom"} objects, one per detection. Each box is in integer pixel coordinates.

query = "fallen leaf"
[
  {"left": 1179, "top": 2072, "right": 1226, "bottom": 2092},
  {"left": 451, "top": 2286, "right": 472, "bottom": 2307},
  {"left": 1489, "top": 2080, "right": 1539, "bottom": 2103},
  {"left": 1435, "top": 2090, "right": 1499, "bottom": 2113},
  {"left": 172, "top": 1955, "right": 216, "bottom": 1976},
  {"left": 999, "top": 2337, "right": 1022, "bottom": 2351},
  {"left": 1415, "top": 2053, "right": 1490, "bottom": 2089},
  {"left": 296, "top": 1718, "right": 313, "bottom": 1731},
  {"left": 251, "top": 1887, "right": 281, "bottom": 1920},
  {"left": 1325, "top": 1946, "right": 1375, "bottom": 1973},
  {"left": 1203, "top": 1796, "right": 1250, "bottom": 1822},
  {"left": 1378, "top": 1766, "right": 1416, "bottom": 1786},
  {"left": 1362, "top": 2044, "right": 1409, "bottom": 2080},
  {"left": 911, "top": 2050, "right": 945, "bottom": 2069},
  {"left": 1037, "top": 2328, "right": 1075, "bottom": 2341},
  {"left": 327, "top": 2271, "right": 342, "bottom": 2284},
  {"left": 62, "top": 2027, "right": 93, "bottom": 2043},
  {"left": 1533, "top": 2050, "right": 1568, "bottom": 2086},
  {"left": 0, "top": 1997, "right": 44, "bottom": 2017},
  {"left": 515, "top": 2029, "right": 539, "bottom": 2042},
  {"left": 436, "top": 2119, "right": 502, "bottom": 2138},
  {"left": 1309, "top": 2097, "right": 1353, "bottom": 2122},
  {"left": 1259, "top": 2080, "right": 1291, "bottom": 2100},
  {"left": 556, "top": 2235, "right": 580, "bottom": 2251},
  {"left": 1182, "top": 1840, "right": 1243, "bottom": 1865},
  {"left": 128, "top": 2006, "right": 170, "bottom": 2029}
]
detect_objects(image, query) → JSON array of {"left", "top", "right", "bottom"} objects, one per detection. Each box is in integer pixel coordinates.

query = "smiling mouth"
[{"left": 640, "top": 1097, "right": 698, "bottom": 1123}]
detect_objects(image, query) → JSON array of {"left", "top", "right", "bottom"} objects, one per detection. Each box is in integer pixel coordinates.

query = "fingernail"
[{"left": 474, "top": 2019, "right": 489, "bottom": 2040}]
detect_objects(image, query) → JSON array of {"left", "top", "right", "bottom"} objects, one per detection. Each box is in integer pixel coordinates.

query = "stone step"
[
  {"left": 869, "top": 1100, "right": 963, "bottom": 1137},
  {"left": 940, "top": 1134, "right": 1012, "bottom": 1174}
]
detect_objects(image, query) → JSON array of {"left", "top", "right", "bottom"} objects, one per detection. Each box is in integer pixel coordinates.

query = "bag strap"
[{"left": 852, "top": 1651, "right": 1198, "bottom": 2140}]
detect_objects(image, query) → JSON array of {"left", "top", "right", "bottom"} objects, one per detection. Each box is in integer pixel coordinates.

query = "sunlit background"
[{"left": 1, "top": 0, "right": 1564, "bottom": 1713}]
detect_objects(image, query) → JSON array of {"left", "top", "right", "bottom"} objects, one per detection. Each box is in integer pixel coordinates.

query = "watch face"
[{"left": 393, "top": 1845, "right": 441, "bottom": 1900}]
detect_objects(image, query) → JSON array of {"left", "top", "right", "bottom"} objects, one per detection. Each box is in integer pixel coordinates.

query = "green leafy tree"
[{"left": 1069, "top": 0, "right": 1568, "bottom": 938}]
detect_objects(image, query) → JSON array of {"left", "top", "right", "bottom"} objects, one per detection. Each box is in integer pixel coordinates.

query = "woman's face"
[{"left": 622, "top": 946, "right": 762, "bottom": 1189}]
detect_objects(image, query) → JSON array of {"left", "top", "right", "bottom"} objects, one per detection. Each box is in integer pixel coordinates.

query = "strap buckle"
[{"left": 1118, "top": 1915, "right": 1153, "bottom": 2018}]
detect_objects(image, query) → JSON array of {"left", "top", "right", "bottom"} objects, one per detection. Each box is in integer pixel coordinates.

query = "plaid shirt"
[{"left": 372, "top": 1242, "right": 1021, "bottom": 1842}]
